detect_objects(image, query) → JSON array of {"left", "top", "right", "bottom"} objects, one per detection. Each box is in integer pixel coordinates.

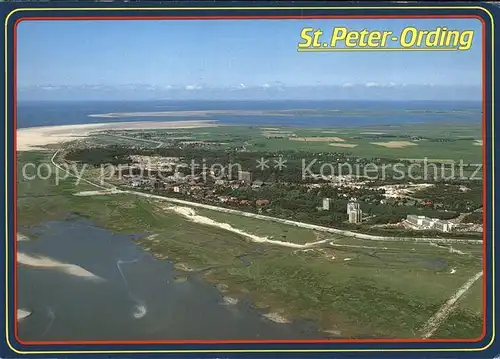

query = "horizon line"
[
  {"left": 18, "top": 84, "right": 482, "bottom": 89},
  {"left": 16, "top": 98, "right": 483, "bottom": 103}
]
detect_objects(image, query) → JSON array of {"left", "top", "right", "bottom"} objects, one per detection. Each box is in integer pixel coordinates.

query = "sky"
[{"left": 17, "top": 18, "right": 483, "bottom": 101}]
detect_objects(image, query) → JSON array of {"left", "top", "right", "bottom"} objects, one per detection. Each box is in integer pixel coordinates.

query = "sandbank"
[
  {"left": 17, "top": 309, "right": 32, "bottom": 321},
  {"left": 17, "top": 233, "right": 29, "bottom": 242},
  {"left": 88, "top": 110, "right": 292, "bottom": 118},
  {"left": 17, "top": 252, "right": 104, "bottom": 282},
  {"left": 262, "top": 312, "right": 291, "bottom": 324}
]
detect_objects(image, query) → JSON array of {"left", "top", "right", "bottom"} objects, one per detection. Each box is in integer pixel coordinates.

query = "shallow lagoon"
[{"left": 17, "top": 217, "right": 321, "bottom": 341}]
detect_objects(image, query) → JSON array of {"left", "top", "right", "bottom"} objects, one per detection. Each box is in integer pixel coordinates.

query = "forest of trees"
[{"left": 411, "top": 182, "right": 483, "bottom": 212}]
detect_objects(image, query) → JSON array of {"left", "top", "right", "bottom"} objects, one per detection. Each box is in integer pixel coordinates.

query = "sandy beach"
[
  {"left": 16, "top": 120, "right": 218, "bottom": 151},
  {"left": 167, "top": 205, "right": 331, "bottom": 249}
]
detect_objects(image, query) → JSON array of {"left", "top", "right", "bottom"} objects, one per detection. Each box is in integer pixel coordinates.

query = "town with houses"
[{"left": 106, "top": 154, "right": 483, "bottom": 236}]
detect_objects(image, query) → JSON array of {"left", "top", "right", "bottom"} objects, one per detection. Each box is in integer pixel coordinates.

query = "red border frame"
[{"left": 12, "top": 14, "right": 488, "bottom": 346}]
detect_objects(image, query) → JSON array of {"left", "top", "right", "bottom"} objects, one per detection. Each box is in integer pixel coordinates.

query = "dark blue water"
[{"left": 17, "top": 100, "right": 481, "bottom": 129}]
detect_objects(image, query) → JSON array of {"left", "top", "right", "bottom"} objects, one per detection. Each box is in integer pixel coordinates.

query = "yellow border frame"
[{"left": 5, "top": 5, "right": 495, "bottom": 355}]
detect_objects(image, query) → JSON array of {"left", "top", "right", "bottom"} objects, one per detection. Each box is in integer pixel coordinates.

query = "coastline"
[
  {"left": 135, "top": 233, "right": 306, "bottom": 332},
  {"left": 16, "top": 120, "right": 218, "bottom": 151}
]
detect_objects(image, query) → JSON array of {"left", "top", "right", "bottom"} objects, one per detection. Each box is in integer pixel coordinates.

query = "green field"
[
  {"left": 100, "top": 121, "right": 482, "bottom": 163},
  {"left": 17, "top": 151, "right": 484, "bottom": 339},
  {"left": 195, "top": 208, "right": 323, "bottom": 244}
]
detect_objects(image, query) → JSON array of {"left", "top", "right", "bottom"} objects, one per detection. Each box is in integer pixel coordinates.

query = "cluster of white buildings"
[
  {"left": 323, "top": 196, "right": 458, "bottom": 230},
  {"left": 405, "top": 215, "right": 455, "bottom": 232}
]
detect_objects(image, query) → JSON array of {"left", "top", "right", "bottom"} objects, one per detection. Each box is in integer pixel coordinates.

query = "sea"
[{"left": 17, "top": 100, "right": 482, "bottom": 129}]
